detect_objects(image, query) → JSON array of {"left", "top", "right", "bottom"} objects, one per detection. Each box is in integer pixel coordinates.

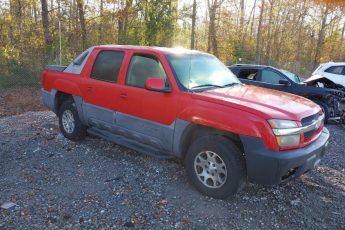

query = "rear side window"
[
  {"left": 91, "top": 51, "right": 125, "bottom": 82},
  {"left": 325, "top": 66, "right": 345, "bottom": 75},
  {"left": 238, "top": 69, "right": 258, "bottom": 80},
  {"left": 126, "top": 54, "right": 167, "bottom": 88}
]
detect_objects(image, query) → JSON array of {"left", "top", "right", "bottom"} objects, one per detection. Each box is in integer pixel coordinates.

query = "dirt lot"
[
  {"left": 0, "top": 111, "right": 344, "bottom": 229},
  {"left": 0, "top": 88, "right": 46, "bottom": 118}
]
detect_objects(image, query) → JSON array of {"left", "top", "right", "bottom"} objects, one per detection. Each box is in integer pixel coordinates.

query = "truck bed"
[{"left": 45, "top": 65, "right": 67, "bottom": 72}]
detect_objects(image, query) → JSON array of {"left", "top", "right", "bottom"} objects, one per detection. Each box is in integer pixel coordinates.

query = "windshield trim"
[{"left": 164, "top": 54, "right": 190, "bottom": 92}]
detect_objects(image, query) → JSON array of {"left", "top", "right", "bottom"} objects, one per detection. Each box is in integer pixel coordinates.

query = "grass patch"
[
  {"left": 0, "top": 74, "right": 41, "bottom": 89},
  {"left": 0, "top": 60, "right": 42, "bottom": 89}
]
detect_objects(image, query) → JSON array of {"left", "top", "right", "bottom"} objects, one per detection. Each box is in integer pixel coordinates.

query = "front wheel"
[
  {"left": 58, "top": 100, "right": 87, "bottom": 141},
  {"left": 184, "top": 135, "right": 246, "bottom": 199},
  {"left": 341, "top": 112, "right": 345, "bottom": 127}
]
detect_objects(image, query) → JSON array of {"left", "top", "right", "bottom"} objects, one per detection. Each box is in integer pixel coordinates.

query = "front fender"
[{"left": 177, "top": 100, "right": 278, "bottom": 150}]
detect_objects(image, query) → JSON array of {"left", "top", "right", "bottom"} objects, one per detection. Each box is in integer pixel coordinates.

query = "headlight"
[
  {"left": 268, "top": 119, "right": 300, "bottom": 147},
  {"left": 268, "top": 119, "right": 298, "bottom": 129}
]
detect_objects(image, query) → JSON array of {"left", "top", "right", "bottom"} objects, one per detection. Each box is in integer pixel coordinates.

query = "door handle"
[
  {"left": 119, "top": 93, "right": 128, "bottom": 100},
  {"left": 87, "top": 86, "right": 93, "bottom": 92}
]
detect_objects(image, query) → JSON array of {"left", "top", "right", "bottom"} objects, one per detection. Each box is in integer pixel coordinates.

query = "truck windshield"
[{"left": 166, "top": 53, "right": 240, "bottom": 90}]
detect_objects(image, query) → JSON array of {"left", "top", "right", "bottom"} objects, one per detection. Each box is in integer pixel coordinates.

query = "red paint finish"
[
  {"left": 42, "top": 45, "right": 322, "bottom": 151},
  {"left": 145, "top": 77, "right": 166, "bottom": 91}
]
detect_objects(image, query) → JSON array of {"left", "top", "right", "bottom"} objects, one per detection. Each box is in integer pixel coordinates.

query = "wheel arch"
[
  {"left": 179, "top": 123, "right": 245, "bottom": 159},
  {"left": 54, "top": 91, "right": 74, "bottom": 113}
]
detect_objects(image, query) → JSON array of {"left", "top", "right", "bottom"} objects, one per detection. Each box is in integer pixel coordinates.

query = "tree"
[
  {"left": 40, "top": 0, "right": 53, "bottom": 63},
  {"left": 191, "top": 0, "right": 197, "bottom": 49},
  {"left": 207, "top": 0, "right": 224, "bottom": 56},
  {"left": 313, "top": 5, "right": 330, "bottom": 69},
  {"left": 76, "top": 0, "right": 87, "bottom": 50},
  {"left": 118, "top": 0, "right": 133, "bottom": 44},
  {"left": 256, "top": 0, "right": 265, "bottom": 64}
]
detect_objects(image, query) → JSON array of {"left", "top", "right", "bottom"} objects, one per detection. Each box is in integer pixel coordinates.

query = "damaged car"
[
  {"left": 228, "top": 64, "right": 345, "bottom": 123},
  {"left": 305, "top": 62, "right": 345, "bottom": 92}
]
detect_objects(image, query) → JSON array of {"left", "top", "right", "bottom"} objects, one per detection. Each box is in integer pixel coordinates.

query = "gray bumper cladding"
[
  {"left": 41, "top": 89, "right": 57, "bottom": 113},
  {"left": 240, "top": 127, "right": 330, "bottom": 185}
]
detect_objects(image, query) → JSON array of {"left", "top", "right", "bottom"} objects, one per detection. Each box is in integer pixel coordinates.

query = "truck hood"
[{"left": 192, "top": 84, "right": 320, "bottom": 121}]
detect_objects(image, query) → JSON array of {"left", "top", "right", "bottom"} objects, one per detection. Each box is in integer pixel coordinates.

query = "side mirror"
[
  {"left": 279, "top": 79, "right": 290, "bottom": 86},
  {"left": 145, "top": 77, "right": 171, "bottom": 93}
]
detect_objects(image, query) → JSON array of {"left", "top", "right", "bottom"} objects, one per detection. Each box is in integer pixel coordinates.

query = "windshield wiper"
[
  {"left": 222, "top": 82, "right": 241, "bottom": 87},
  {"left": 191, "top": 84, "right": 224, "bottom": 90}
]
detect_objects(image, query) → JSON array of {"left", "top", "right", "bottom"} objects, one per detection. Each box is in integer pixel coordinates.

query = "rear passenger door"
[{"left": 82, "top": 49, "right": 125, "bottom": 128}]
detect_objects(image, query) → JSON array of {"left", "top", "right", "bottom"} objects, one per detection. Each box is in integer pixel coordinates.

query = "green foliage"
[
  {"left": 1, "top": 0, "right": 345, "bottom": 88},
  {"left": 0, "top": 59, "right": 40, "bottom": 89}
]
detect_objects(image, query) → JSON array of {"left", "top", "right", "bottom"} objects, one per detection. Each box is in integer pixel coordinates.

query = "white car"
[{"left": 305, "top": 62, "right": 345, "bottom": 91}]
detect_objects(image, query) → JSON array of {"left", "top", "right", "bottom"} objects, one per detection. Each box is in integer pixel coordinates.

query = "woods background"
[{"left": 0, "top": 0, "right": 345, "bottom": 88}]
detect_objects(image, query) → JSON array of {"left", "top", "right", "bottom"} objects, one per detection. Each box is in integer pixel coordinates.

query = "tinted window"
[
  {"left": 261, "top": 69, "right": 285, "bottom": 84},
  {"left": 229, "top": 67, "right": 239, "bottom": 75},
  {"left": 90, "top": 51, "right": 125, "bottom": 82},
  {"left": 325, "top": 66, "right": 345, "bottom": 75},
  {"left": 238, "top": 69, "right": 258, "bottom": 80},
  {"left": 281, "top": 69, "right": 302, "bottom": 83},
  {"left": 126, "top": 54, "right": 167, "bottom": 88}
]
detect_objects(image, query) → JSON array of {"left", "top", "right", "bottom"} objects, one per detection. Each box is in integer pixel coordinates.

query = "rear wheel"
[
  {"left": 58, "top": 100, "right": 87, "bottom": 141},
  {"left": 184, "top": 135, "right": 246, "bottom": 199}
]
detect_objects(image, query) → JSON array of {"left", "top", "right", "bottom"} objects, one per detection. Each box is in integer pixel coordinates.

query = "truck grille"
[
  {"left": 301, "top": 113, "right": 319, "bottom": 126},
  {"left": 301, "top": 113, "right": 322, "bottom": 140}
]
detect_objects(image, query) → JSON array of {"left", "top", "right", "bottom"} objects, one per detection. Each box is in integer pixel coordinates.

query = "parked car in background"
[
  {"left": 41, "top": 46, "right": 329, "bottom": 198},
  {"left": 305, "top": 62, "right": 345, "bottom": 92},
  {"left": 228, "top": 64, "right": 345, "bottom": 123}
]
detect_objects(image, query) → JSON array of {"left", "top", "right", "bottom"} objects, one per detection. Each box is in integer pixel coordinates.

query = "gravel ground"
[{"left": 0, "top": 111, "right": 344, "bottom": 229}]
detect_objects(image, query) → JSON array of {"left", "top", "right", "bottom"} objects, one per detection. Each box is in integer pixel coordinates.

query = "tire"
[
  {"left": 341, "top": 113, "right": 345, "bottom": 127},
  {"left": 184, "top": 135, "right": 246, "bottom": 199},
  {"left": 58, "top": 100, "right": 87, "bottom": 141},
  {"left": 317, "top": 102, "right": 330, "bottom": 123}
]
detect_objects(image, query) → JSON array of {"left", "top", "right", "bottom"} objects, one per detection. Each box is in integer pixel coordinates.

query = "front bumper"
[{"left": 240, "top": 127, "right": 330, "bottom": 185}]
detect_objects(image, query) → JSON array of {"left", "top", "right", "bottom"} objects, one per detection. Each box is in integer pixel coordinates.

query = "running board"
[{"left": 87, "top": 127, "right": 174, "bottom": 160}]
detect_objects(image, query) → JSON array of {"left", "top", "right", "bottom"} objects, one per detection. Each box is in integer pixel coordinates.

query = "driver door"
[
  {"left": 257, "top": 68, "right": 292, "bottom": 93},
  {"left": 116, "top": 52, "right": 179, "bottom": 151}
]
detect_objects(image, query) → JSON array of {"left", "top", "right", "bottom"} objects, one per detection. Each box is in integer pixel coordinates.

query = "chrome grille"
[
  {"left": 301, "top": 113, "right": 322, "bottom": 139},
  {"left": 301, "top": 113, "right": 319, "bottom": 126}
]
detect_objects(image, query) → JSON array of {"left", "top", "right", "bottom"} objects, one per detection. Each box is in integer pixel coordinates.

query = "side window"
[
  {"left": 238, "top": 69, "right": 258, "bottom": 81},
  {"left": 325, "top": 66, "right": 345, "bottom": 75},
  {"left": 90, "top": 51, "right": 125, "bottom": 82},
  {"left": 261, "top": 69, "right": 285, "bottom": 84},
  {"left": 126, "top": 54, "right": 167, "bottom": 88},
  {"left": 229, "top": 67, "right": 239, "bottom": 75}
]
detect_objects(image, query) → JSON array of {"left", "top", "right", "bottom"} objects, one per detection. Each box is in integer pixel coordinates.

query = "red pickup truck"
[{"left": 41, "top": 45, "right": 329, "bottom": 198}]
